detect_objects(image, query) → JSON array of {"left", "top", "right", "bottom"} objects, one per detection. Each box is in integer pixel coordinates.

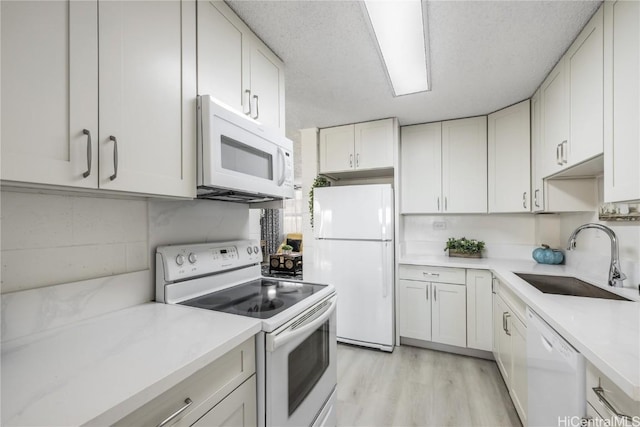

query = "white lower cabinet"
[
  {"left": 466, "top": 270, "right": 493, "bottom": 351},
  {"left": 398, "top": 265, "right": 466, "bottom": 348},
  {"left": 493, "top": 282, "right": 527, "bottom": 425},
  {"left": 585, "top": 361, "right": 640, "bottom": 426},
  {"left": 115, "top": 338, "right": 256, "bottom": 427},
  {"left": 192, "top": 376, "right": 257, "bottom": 427}
]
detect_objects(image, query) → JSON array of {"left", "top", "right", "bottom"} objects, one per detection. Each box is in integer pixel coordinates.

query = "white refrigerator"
[{"left": 313, "top": 184, "right": 394, "bottom": 351}]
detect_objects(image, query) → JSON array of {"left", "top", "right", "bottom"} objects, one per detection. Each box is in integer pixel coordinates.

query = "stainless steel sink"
[{"left": 514, "top": 273, "right": 631, "bottom": 301}]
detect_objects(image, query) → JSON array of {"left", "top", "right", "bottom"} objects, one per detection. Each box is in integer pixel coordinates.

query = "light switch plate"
[{"left": 433, "top": 221, "right": 446, "bottom": 230}]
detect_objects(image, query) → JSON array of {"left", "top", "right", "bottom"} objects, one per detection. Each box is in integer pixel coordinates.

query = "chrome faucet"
[{"left": 567, "top": 223, "right": 626, "bottom": 288}]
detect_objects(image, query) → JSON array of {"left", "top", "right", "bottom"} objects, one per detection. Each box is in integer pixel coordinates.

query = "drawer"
[
  {"left": 114, "top": 337, "right": 256, "bottom": 427},
  {"left": 586, "top": 361, "right": 640, "bottom": 424},
  {"left": 399, "top": 264, "right": 466, "bottom": 285}
]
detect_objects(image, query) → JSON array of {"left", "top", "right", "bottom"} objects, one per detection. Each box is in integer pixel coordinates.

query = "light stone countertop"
[
  {"left": 399, "top": 255, "right": 640, "bottom": 401},
  {"left": 1, "top": 302, "right": 262, "bottom": 427}
]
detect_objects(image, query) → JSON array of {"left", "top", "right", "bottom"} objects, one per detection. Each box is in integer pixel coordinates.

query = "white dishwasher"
[{"left": 527, "top": 308, "right": 586, "bottom": 427}]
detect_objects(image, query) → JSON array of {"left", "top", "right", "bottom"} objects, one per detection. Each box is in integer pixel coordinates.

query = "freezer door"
[
  {"left": 313, "top": 184, "right": 393, "bottom": 240},
  {"left": 314, "top": 239, "right": 394, "bottom": 350}
]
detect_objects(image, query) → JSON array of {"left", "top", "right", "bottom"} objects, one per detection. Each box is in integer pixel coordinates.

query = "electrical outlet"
[{"left": 433, "top": 221, "right": 446, "bottom": 230}]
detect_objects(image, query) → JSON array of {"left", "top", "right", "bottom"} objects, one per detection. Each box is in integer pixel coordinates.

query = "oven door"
[{"left": 265, "top": 294, "right": 337, "bottom": 427}]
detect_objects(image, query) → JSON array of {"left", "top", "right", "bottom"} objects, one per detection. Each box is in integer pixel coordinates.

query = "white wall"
[
  {"left": 1, "top": 189, "right": 148, "bottom": 294},
  {"left": 401, "top": 213, "right": 561, "bottom": 260}
]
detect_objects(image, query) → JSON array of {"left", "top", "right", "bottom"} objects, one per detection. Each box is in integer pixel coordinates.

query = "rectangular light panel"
[{"left": 364, "top": 0, "right": 429, "bottom": 96}]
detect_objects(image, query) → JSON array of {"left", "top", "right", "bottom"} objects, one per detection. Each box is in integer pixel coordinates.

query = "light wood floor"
[{"left": 336, "top": 344, "right": 522, "bottom": 427}]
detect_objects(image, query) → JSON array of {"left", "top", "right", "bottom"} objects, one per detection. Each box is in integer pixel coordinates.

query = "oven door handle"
[{"left": 266, "top": 295, "right": 337, "bottom": 352}]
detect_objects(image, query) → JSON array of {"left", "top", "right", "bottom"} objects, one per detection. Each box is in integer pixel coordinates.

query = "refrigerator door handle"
[{"left": 381, "top": 242, "right": 388, "bottom": 298}]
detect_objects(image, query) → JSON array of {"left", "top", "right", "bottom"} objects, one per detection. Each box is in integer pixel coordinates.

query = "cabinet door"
[
  {"left": 531, "top": 90, "right": 545, "bottom": 212},
  {"left": 604, "top": 0, "right": 640, "bottom": 203},
  {"left": 431, "top": 282, "right": 466, "bottom": 347},
  {"left": 509, "top": 314, "right": 528, "bottom": 425},
  {"left": 191, "top": 376, "right": 257, "bottom": 427},
  {"left": 1, "top": 0, "right": 98, "bottom": 188},
  {"left": 354, "top": 119, "right": 394, "bottom": 170},
  {"left": 540, "top": 60, "right": 568, "bottom": 177},
  {"left": 466, "top": 270, "right": 493, "bottom": 351},
  {"left": 566, "top": 6, "right": 604, "bottom": 166},
  {"left": 98, "top": 0, "right": 196, "bottom": 197},
  {"left": 400, "top": 123, "right": 442, "bottom": 213},
  {"left": 488, "top": 100, "right": 531, "bottom": 212},
  {"left": 398, "top": 279, "right": 431, "bottom": 341},
  {"left": 319, "top": 125, "right": 355, "bottom": 174},
  {"left": 494, "top": 294, "right": 511, "bottom": 384},
  {"left": 442, "top": 117, "right": 488, "bottom": 213},
  {"left": 247, "top": 39, "right": 285, "bottom": 132},
  {"left": 197, "top": 1, "right": 245, "bottom": 113}
]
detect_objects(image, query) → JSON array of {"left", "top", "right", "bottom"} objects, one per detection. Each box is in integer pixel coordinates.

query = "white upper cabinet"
[
  {"left": 441, "top": 117, "right": 488, "bottom": 213},
  {"left": 1, "top": 0, "right": 196, "bottom": 198},
  {"left": 196, "top": 1, "right": 244, "bottom": 112},
  {"left": 530, "top": 90, "right": 545, "bottom": 212},
  {"left": 540, "top": 60, "right": 568, "bottom": 177},
  {"left": 197, "top": 1, "right": 285, "bottom": 134},
  {"left": 319, "top": 118, "right": 396, "bottom": 175},
  {"left": 400, "top": 117, "right": 487, "bottom": 214},
  {"left": 319, "top": 125, "right": 355, "bottom": 173},
  {"left": 400, "top": 123, "right": 442, "bottom": 213},
  {"left": 604, "top": 0, "right": 640, "bottom": 203},
  {"left": 540, "top": 5, "right": 605, "bottom": 178},
  {"left": 1, "top": 0, "right": 99, "bottom": 189},
  {"left": 98, "top": 0, "right": 196, "bottom": 197},
  {"left": 566, "top": 6, "right": 604, "bottom": 166},
  {"left": 488, "top": 100, "right": 531, "bottom": 213}
]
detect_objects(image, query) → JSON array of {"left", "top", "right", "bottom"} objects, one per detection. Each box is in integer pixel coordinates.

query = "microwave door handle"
[
  {"left": 266, "top": 295, "right": 336, "bottom": 352},
  {"left": 277, "top": 147, "right": 286, "bottom": 186}
]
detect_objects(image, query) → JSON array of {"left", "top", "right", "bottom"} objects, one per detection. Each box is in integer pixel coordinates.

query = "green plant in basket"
[{"left": 444, "top": 237, "right": 485, "bottom": 254}]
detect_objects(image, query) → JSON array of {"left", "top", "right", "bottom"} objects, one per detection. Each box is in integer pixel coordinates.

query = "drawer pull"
[
  {"left": 422, "top": 272, "right": 440, "bottom": 277},
  {"left": 592, "top": 387, "right": 632, "bottom": 421},
  {"left": 157, "top": 398, "right": 193, "bottom": 427}
]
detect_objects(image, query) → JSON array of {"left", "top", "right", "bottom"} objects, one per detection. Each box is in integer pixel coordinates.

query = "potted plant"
[
  {"left": 309, "top": 176, "right": 331, "bottom": 228},
  {"left": 444, "top": 237, "right": 485, "bottom": 258},
  {"left": 281, "top": 244, "right": 293, "bottom": 254}
]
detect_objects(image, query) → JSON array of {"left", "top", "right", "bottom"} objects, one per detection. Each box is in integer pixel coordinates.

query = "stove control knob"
[
  {"left": 188, "top": 253, "right": 197, "bottom": 264},
  {"left": 247, "top": 247, "right": 253, "bottom": 254},
  {"left": 253, "top": 246, "right": 259, "bottom": 254},
  {"left": 175, "top": 254, "right": 185, "bottom": 266}
]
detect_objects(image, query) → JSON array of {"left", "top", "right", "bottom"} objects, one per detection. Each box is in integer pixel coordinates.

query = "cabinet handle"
[
  {"left": 444, "top": 197, "right": 448, "bottom": 211},
  {"left": 356, "top": 153, "right": 360, "bottom": 167},
  {"left": 504, "top": 313, "right": 511, "bottom": 336},
  {"left": 592, "top": 387, "right": 632, "bottom": 421},
  {"left": 252, "top": 94, "right": 259, "bottom": 120},
  {"left": 82, "top": 129, "right": 92, "bottom": 178},
  {"left": 156, "top": 398, "right": 193, "bottom": 427},
  {"left": 556, "top": 144, "right": 563, "bottom": 165},
  {"left": 349, "top": 154, "right": 353, "bottom": 168},
  {"left": 109, "top": 135, "right": 118, "bottom": 181},
  {"left": 491, "top": 277, "right": 497, "bottom": 294},
  {"left": 534, "top": 189, "right": 540, "bottom": 208},
  {"left": 437, "top": 197, "right": 440, "bottom": 211},
  {"left": 244, "top": 89, "right": 252, "bottom": 116},
  {"left": 561, "top": 140, "right": 568, "bottom": 164},
  {"left": 522, "top": 192, "right": 527, "bottom": 209},
  {"left": 426, "top": 285, "right": 429, "bottom": 300},
  {"left": 433, "top": 285, "right": 436, "bottom": 301}
]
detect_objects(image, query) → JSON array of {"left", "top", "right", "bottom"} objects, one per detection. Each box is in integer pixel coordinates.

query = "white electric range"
[{"left": 156, "top": 239, "right": 337, "bottom": 427}]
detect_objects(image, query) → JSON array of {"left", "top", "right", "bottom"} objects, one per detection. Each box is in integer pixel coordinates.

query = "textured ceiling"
[{"left": 227, "top": 0, "right": 601, "bottom": 173}]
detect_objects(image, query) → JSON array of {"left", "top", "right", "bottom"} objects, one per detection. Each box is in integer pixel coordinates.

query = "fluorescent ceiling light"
[{"left": 363, "top": 0, "right": 430, "bottom": 96}]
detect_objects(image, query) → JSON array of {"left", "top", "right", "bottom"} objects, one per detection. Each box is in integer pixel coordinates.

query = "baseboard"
[{"left": 400, "top": 337, "right": 495, "bottom": 361}]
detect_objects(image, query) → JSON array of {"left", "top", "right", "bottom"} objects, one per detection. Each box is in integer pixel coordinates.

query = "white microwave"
[{"left": 197, "top": 95, "right": 294, "bottom": 203}]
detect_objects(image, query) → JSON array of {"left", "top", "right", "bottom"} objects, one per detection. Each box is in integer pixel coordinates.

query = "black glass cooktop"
[{"left": 180, "top": 278, "right": 327, "bottom": 319}]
